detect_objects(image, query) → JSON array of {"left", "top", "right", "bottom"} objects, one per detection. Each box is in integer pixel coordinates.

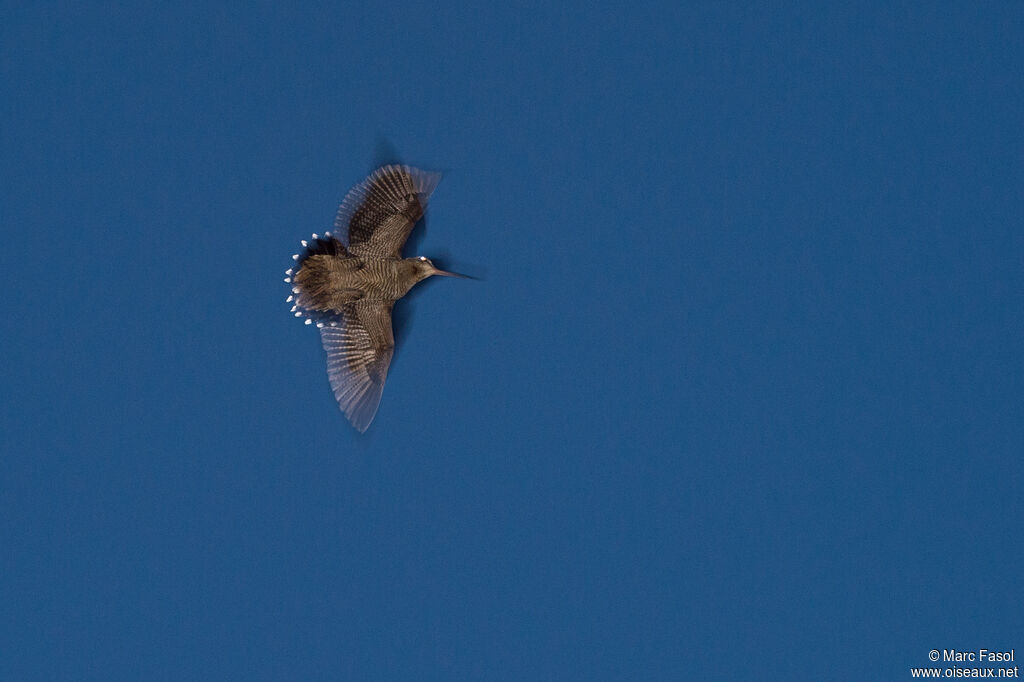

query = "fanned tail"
[{"left": 283, "top": 232, "right": 348, "bottom": 326}]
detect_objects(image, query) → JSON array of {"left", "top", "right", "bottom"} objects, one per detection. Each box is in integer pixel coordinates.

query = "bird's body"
[
  {"left": 285, "top": 164, "right": 466, "bottom": 432},
  {"left": 294, "top": 252, "right": 432, "bottom": 309}
]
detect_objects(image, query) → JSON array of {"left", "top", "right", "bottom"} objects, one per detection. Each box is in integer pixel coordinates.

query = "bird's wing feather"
[
  {"left": 334, "top": 165, "right": 442, "bottom": 259},
  {"left": 320, "top": 302, "right": 395, "bottom": 432}
]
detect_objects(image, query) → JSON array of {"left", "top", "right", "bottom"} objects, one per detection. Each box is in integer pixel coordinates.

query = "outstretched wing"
[
  {"left": 320, "top": 301, "right": 395, "bottom": 433},
  {"left": 334, "top": 165, "right": 442, "bottom": 258}
]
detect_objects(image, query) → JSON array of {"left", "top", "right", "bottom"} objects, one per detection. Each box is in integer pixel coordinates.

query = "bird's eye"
[{"left": 419, "top": 256, "right": 428, "bottom": 262}]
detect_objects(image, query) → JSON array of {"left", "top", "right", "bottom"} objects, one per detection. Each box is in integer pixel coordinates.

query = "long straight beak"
[{"left": 431, "top": 267, "right": 473, "bottom": 279}]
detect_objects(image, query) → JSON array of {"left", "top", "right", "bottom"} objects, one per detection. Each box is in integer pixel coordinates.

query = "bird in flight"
[{"left": 285, "top": 165, "right": 468, "bottom": 432}]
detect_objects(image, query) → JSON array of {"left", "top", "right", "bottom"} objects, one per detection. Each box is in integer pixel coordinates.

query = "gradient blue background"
[{"left": 2, "top": 2, "right": 1022, "bottom": 679}]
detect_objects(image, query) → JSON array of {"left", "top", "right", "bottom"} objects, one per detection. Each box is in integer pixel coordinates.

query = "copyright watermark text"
[{"left": 911, "top": 648, "right": 1018, "bottom": 678}]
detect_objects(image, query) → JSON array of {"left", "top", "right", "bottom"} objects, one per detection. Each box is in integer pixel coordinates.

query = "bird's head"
[{"left": 409, "top": 256, "right": 470, "bottom": 282}]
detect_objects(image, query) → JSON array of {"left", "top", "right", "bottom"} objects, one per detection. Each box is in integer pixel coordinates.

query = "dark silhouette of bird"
[{"left": 285, "top": 165, "right": 468, "bottom": 432}]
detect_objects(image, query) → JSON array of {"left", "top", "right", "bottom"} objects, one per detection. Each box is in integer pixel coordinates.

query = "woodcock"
[{"left": 285, "top": 165, "right": 468, "bottom": 432}]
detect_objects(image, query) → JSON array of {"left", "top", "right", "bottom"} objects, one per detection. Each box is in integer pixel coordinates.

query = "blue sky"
[{"left": 2, "top": 2, "right": 1022, "bottom": 679}]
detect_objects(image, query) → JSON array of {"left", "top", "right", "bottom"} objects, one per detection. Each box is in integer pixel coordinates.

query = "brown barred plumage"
[{"left": 285, "top": 165, "right": 469, "bottom": 433}]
